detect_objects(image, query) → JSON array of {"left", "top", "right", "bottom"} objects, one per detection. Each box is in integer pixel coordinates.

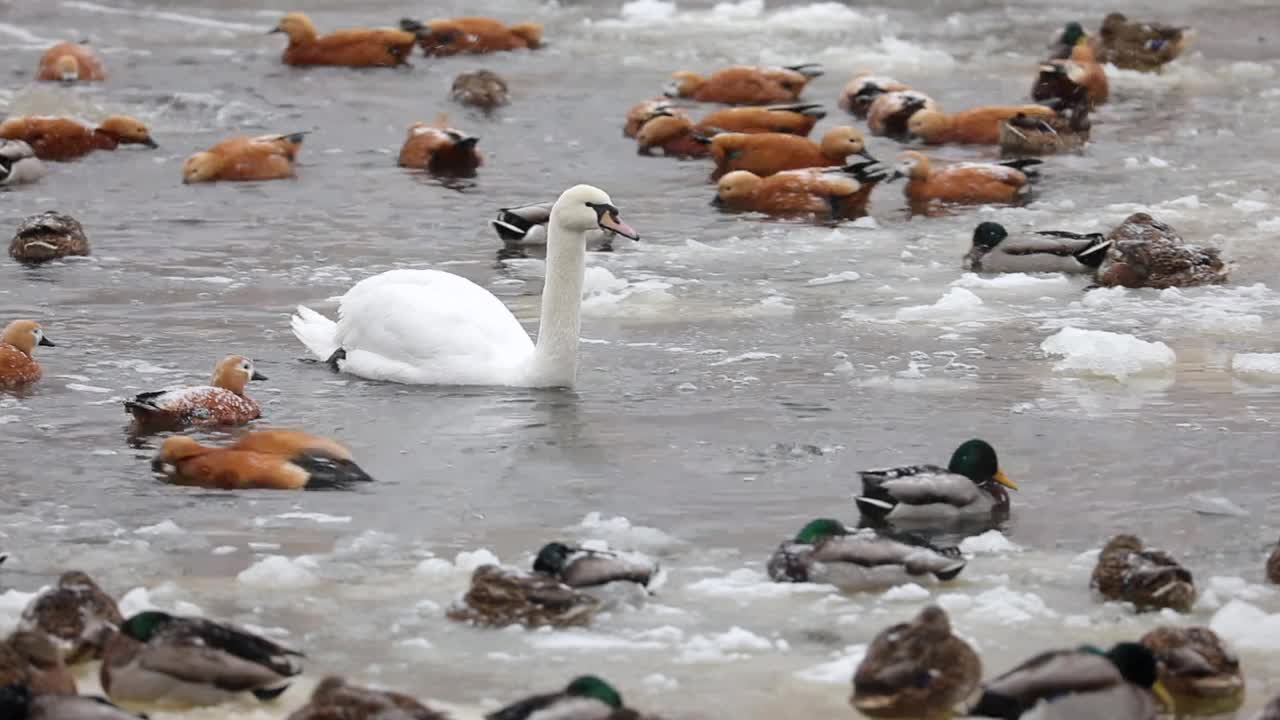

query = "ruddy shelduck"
[
  {"left": 9, "top": 211, "right": 88, "bottom": 264},
  {"left": 624, "top": 97, "right": 685, "bottom": 138},
  {"left": 636, "top": 103, "right": 826, "bottom": 157},
  {"left": 866, "top": 90, "right": 939, "bottom": 139},
  {"left": 635, "top": 115, "right": 710, "bottom": 158},
  {"left": 839, "top": 73, "right": 910, "bottom": 118},
  {"left": 183, "top": 132, "right": 307, "bottom": 183},
  {"left": 398, "top": 119, "right": 481, "bottom": 174},
  {"left": 889, "top": 151, "right": 1041, "bottom": 206},
  {"left": 0, "top": 115, "right": 156, "bottom": 162},
  {"left": 0, "top": 320, "right": 55, "bottom": 390},
  {"left": 706, "top": 126, "right": 874, "bottom": 178},
  {"left": 451, "top": 70, "right": 510, "bottom": 110},
  {"left": 152, "top": 431, "right": 374, "bottom": 491},
  {"left": 400, "top": 17, "right": 542, "bottom": 55},
  {"left": 124, "top": 355, "right": 264, "bottom": 429},
  {"left": 906, "top": 105, "right": 1057, "bottom": 145},
  {"left": 664, "top": 64, "right": 822, "bottom": 105},
  {"left": 36, "top": 42, "right": 106, "bottom": 82},
  {"left": 271, "top": 12, "right": 415, "bottom": 67},
  {"left": 713, "top": 161, "right": 888, "bottom": 220}
]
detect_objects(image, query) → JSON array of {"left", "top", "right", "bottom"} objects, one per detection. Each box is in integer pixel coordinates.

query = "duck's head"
[
  {"left": 54, "top": 54, "right": 81, "bottom": 82},
  {"left": 182, "top": 152, "right": 224, "bottom": 184},
  {"left": 119, "top": 610, "right": 175, "bottom": 642},
  {"left": 948, "top": 439, "right": 1016, "bottom": 490},
  {"left": 1102, "top": 642, "right": 1175, "bottom": 711},
  {"left": 888, "top": 151, "right": 929, "bottom": 182},
  {"left": 212, "top": 354, "right": 266, "bottom": 395},
  {"left": 564, "top": 675, "right": 623, "bottom": 709},
  {"left": 794, "top": 518, "right": 849, "bottom": 544},
  {"left": 98, "top": 115, "right": 157, "bottom": 148},
  {"left": 635, "top": 114, "right": 691, "bottom": 150},
  {"left": 58, "top": 569, "right": 97, "bottom": 589},
  {"left": 1101, "top": 534, "right": 1144, "bottom": 555},
  {"left": 551, "top": 185, "right": 638, "bottom": 241},
  {"left": 913, "top": 604, "right": 953, "bottom": 635},
  {"left": 271, "top": 12, "right": 317, "bottom": 42},
  {"left": 665, "top": 71, "right": 704, "bottom": 98},
  {"left": 1059, "top": 22, "right": 1088, "bottom": 48},
  {"left": 1, "top": 319, "right": 54, "bottom": 355},
  {"left": 821, "top": 126, "right": 874, "bottom": 161},
  {"left": 533, "top": 542, "right": 576, "bottom": 574},
  {"left": 713, "top": 170, "right": 762, "bottom": 206},
  {"left": 972, "top": 222, "right": 1009, "bottom": 250},
  {"left": 840, "top": 74, "right": 898, "bottom": 113}
]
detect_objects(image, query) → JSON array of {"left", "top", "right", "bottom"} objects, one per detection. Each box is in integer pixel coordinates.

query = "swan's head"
[{"left": 552, "top": 185, "right": 639, "bottom": 241}]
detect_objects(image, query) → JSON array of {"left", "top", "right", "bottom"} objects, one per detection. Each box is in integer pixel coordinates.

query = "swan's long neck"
[{"left": 528, "top": 213, "right": 587, "bottom": 387}]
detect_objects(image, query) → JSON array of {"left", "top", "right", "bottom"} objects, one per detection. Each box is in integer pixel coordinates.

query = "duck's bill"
[
  {"left": 599, "top": 212, "right": 639, "bottom": 241},
  {"left": 994, "top": 468, "right": 1018, "bottom": 490},
  {"left": 142, "top": 137, "right": 159, "bottom": 149},
  {"left": 38, "top": 336, "right": 56, "bottom": 347},
  {"left": 251, "top": 371, "right": 268, "bottom": 381},
  {"left": 1152, "top": 680, "right": 1175, "bottom": 713}
]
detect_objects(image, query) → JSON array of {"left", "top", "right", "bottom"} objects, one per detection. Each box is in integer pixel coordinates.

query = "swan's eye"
[{"left": 585, "top": 202, "right": 619, "bottom": 220}]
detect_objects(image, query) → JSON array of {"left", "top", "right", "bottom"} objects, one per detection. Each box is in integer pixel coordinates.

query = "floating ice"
[
  {"left": 455, "top": 549, "right": 501, "bottom": 574},
  {"left": 895, "top": 288, "right": 987, "bottom": 322},
  {"left": 676, "top": 626, "right": 776, "bottom": 663},
  {"left": 135, "top": 520, "right": 183, "bottom": 536},
  {"left": 793, "top": 644, "right": 867, "bottom": 684},
  {"left": 1186, "top": 493, "right": 1248, "bottom": 517},
  {"left": 1233, "top": 199, "right": 1268, "bottom": 213},
  {"left": 882, "top": 583, "right": 930, "bottom": 601},
  {"left": 710, "top": 351, "right": 780, "bottom": 366},
  {"left": 952, "top": 273, "right": 1071, "bottom": 291},
  {"left": 527, "top": 631, "right": 666, "bottom": 651},
  {"left": 1210, "top": 600, "right": 1280, "bottom": 651},
  {"left": 0, "top": 588, "right": 40, "bottom": 633},
  {"left": 1040, "top": 327, "right": 1175, "bottom": 381},
  {"left": 573, "top": 513, "right": 679, "bottom": 552},
  {"left": 966, "top": 586, "right": 1056, "bottom": 624},
  {"left": 1232, "top": 353, "right": 1280, "bottom": 377},
  {"left": 237, "top": 555, "right": 318, "bottom": 589},
  {"left": 687, "top": 568, "right": 834, "bottom": 600},
  {"left": 959, "top": 530, "right": 1021, "bottom": 555},
  {"left": 807, "top": 271, "right": 862, "bottom": 286},
  {"left": 270, "top": 511, "right": 352, "bottom": 524}
]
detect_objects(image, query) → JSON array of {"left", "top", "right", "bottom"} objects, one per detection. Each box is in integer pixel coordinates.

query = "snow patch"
[{"left": 1040, "top": 327, "right": 1175, "bottom": 381}]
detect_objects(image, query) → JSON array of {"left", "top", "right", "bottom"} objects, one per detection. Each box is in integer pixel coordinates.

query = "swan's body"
[{"left": 292, "top": 185, "right": 636, "bottom": 388}]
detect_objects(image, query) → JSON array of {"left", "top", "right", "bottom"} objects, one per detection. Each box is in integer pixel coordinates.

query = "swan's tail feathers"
[{"left": 291, "top": 305, "right": 339, "bottom": 362}]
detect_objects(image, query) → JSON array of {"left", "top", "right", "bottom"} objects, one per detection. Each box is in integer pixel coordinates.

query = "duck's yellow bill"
[
  {"left": 994, "top": 469, "right": 1018, "bottom": 491},
  {"left": 1152, "top": 680, "right": 1175, "bottom": 713}
]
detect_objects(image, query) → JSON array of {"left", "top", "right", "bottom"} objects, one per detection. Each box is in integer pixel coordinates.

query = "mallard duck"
[
  {"left": 491, "top": 202, "right": 615, "bottom": 250},
  {"left": 767, "top": 518, "right": 966, "bottom": 590},
  {"left": 852, "top": 605, "right": 981, "bottom": 719},
  {"left": 0, "top": 683, "right": 145, "bottom": 720},
  {"left": 447, "top": 564, "right": 601, "bottom": 628},
  {"left": 1267, "top": 539, "right": 1279, "bottom": 584},
  {"left": 964, "top": 222, "right": 1109, "bottom": 274},
  {"left": 0, "top": 140, "right": 46, "bottom": 186},
  {"left": 1090, "top": 535, "right": 1196, "bottom": 612},
  {"left": 533, "top": 543, "right": 657, "bottom": 589},
  {"left": 967, "top": 642, "right": 1173, "bottom": 719},
  {"left": 1095, "top": 13, "right": 1192, "bottom": 72},
  {"left": 1095, "top": 213, "right": 1229, "bottom": 289},
  {"left": 855, "top": 439, "right": 1018, "bottom": 523},
  {"left": 451, "top": 69, "right": 510, "bottom": 110},
  {"left": 1047, "top": 21, "right": 1089, "bottom": 60},
  {"left": 8, "top": 212, "right": 89, "bottom": 264},
  {"left": 101, "top": 610, "right": 303, "bottom": 707},
  {"left": 1032, "top": 52, "right": 1107, "bottom": 110},
  {"left": 0, "top": 631, "right": 75, "bottom": 694},
  {"left": 1139, "top": 626, "right": 1244, "bottom": 717},
  {"left": 1257, "top": 692, "right": 1280, "bottom": 720},
  {"left": 487, "top": 675, "right": 639, "bottom": 720},
  {"left": 286, "top": 676, "right": 448, "bottom": 720},
  {"left": 998, "top": 101, "right": 1090, "bottom": 156},
  {"left": 19, "top": 571, "right": 122, "bottom": 664}
]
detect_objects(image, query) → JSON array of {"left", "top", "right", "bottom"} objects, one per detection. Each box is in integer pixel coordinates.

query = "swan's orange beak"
[{"left": 599, "top": 211, "right": 639, "bottom": 241}]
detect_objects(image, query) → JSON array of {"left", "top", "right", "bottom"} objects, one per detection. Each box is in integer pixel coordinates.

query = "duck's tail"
[
  {"left": 509, "top": 21, "right": 543, "bottom": 48},
  {"left": 291, "top": 306, "right": 338, "bottom": 362},
  {"left": 784, "top": 63, "right": 824, "bottom": 78},
  {"left": 295, "top": 452, "right": 376, "bottom": 490}
]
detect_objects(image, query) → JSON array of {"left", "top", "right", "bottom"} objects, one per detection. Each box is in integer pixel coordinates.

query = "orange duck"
[
  {"left": 839, "top": 73, "right": 910, "bottom": 118},
  {"left": 906, "top": 105, "right": 1057, "bottom": 145},
  {"left": 183, "top": 132, "right": 307, "bottom": 183},
  {"left": 152, "top": 431, "right": 374, "bottom": 491},
  {"left": 0, "top": 115, "right": 156, "bottom": 161},
  {"left": 636, "top": 103, "right": 826, "bottom": 157},
  {"left": 399, "top": 17, "right": 542, "bottom": 56},
  {"left": 624, "top": 97, "right": 686, "bottom": 138},
  {"left": 0, "top": 320, "right": 55, "bottom": 390},
  {"left": 124, "top": 355, "right": 264, "bottom": 430},
  {"left": 888, "top": 151, "right": 1041, "bottom": 206},
  {"left": 705, "top": 126, "right": 873, "bottom": 179},
  {"left": 665, "top": 64, "right": 822, "bottom": 105},
  {"left": 1033, "top": 45, "right": 1108, "bottom": 109},
  {"left": 36, "top": 42, "right": 106, "bottom": 82},
  {"left": 713, "top": 161, "right": 888, "bottom": 220},
  {"left": 272, "top": 12, "right": 416, "bottom": 67},
  {"left": 398, "top": 118, "right": 481, "bottom": 174},
  {"left": 866, "top": 90, "right": 939, "bottom": 139}
]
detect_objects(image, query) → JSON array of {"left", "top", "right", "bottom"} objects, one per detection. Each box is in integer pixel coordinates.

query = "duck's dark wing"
[
  {"left": 170, "top": 618, "right": 303, "bottom": 677},
  {"left": 969, "top": 650, "right": 1121, "bottom": 718},
  {"left": 485, "top": 691, "right": 564, "bottom": 720}
]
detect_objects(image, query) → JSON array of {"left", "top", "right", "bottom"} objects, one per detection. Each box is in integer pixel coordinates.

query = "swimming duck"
[
  {"left": 0, "top": 631, "right": 76, "bottom": 694},
  {"left": 1268, "top": 540, "right": 1280, "bottom": 584},
  {"left": 1094, "top": 13, "right": 1193, "bottom": 72},
  {"left": 855, "top": 439, "right": 1017, "bottom": 523},
  {"left": 36, "top": 41, "right": 106, "bottom": 82},
  {"left": 767, "top": 518, "right": 966, "bottom": 590},
  {"left": 664, "top": 64, "right": 822, "bottom": 105},
  {"left": 533, "top": 543, "right": 657, "bottom": 589},
  {"left": 447, "top": 564, "right": 601, "bottom": 628},
  {"left": 998, "top": 101, "right": 1090, "bottom": 156},
  {"left": 488, "top": 675, "right": 650, "bottom": 720},
  {"left": 713, "top": 162, "right": 887, "bottom": 221},
  {"left": 0, "top": 683, "right": 147, "bottom": 720},
  {"left": 400, "top": 17, "right": 542, "bottom": 55},
  {"left": 888, "top": 152, "right": 1041, "bottom": 207},
  {"left": 491, "top": 202, "right": 615, "bottom": 250},
  {"left": 152, "top": 432, "right": 374, "bottom": 490},
  {"left": 287, "top": 676, "right": 448, "bottom": 720},
  {"left": 1139, "top": 626, "right": 1244, "bottom": 717},
  {"left": 292, "top": 185, "right": 637, "bottom": 387},
  {"left": 125, "top": 354, "right": 264, "bottom": 430},
  {"left": 182, "top": 132, "right": 306, "bottom": 183},
  {"left": 624, "top": 98, "right": 685, "bottom": 138},
  {"left": 451, "top": 70, "right": 510, "bottom": 110},
  {"left": 19, "top": 570, "right": 122, "bottom": 664},
  {"left": 272, "top": 12, "right": 415, "bottom": 67},
  {"left": 9, "top": 212, "right": 87, "bottom": 263},
  {"left": 0, "top": 116, "right": 156, "bottom": 162},
  {"left": 0, "top": 320, "right": 55, "bottom": 390},
  {"left": 704, "top": 126, "right": 873, "bottom": 178},
  {"left": 907, "top": 105, "right": 1057, "bottom": 145},
  {"left": 867, "top": 90, "right": 939, "bottom": 139},
  {"left": 964, "top": 222, "right": 1109, "bottom": 274},
  {"left": 1046, "top": 21, "right": 1090, "bottom": 61},
  {"left": 852, "top": 605, "right": 981, "bottom": 719},
  {"left": 0, "top": 141, "right": 47, "bottom": 187},
  {"left": 1032, "top": 49, "right": 1108, "bottom": 110},
  {"left": 839, "top": 73, "right": 910, "bottom": 119},
  {"left": 101, "top": 610, "right": 303, "bottom": 707},
  {"left": 967, "top": 642, "right": 1173, "bottom": 720},
  {"left": 1091, "top": 535, "right": 1196, "bottom": 612},
  {"left": 636, "top": 104, "right": 828, "bottom": 156},
  {"left": 397, "top": 118, "right": 482, "bottom": 175},
  {"left": 634, "top": 115, "right": 710, "bottom": 159},
  {"left": 1094, "top": 213, "right": 1229, "bottom": 289}
]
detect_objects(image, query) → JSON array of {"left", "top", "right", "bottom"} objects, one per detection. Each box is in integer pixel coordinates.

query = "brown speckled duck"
[
  {"left": 9, "top": 212, "right": 88, "bottom": 263},
  {"left": 999, "top": 99, "right": 1090, "bottom": 156},
  {"left": 125, "top": 355, "right": 264, "bottom": 430},
  {"left": 447, "top": 564, "right": 601, "bottom": 628},
  {"left": 451, "top": 70, "right": 509, "bottom": 110},
  {"left": 1095, "top": 213, "right": 1229, "bottom": 289},
  {"left": 852, "top": 605, "right": 981, "bottom": 719},
  {"left": 286, "top": 676, "right": 449, "bottom": 720},
  {"left": 1090, "top": 534, "right": 1196, "bottom": 612},
  {"left": 1269, "top": 540, "right": 1280, "bottom": 584},
  {"left": 19, "top": 570, "right": 122, "bottom": 664},
  {"left": 1139, "top": 626, "right": 1244, "bottom": 718},
  {"left": 1095, "top": 13, "right": 1193, "bottom": 72},
  {"left": 0, "top": 630, "right": 77, "bottom": 694},
  {"left": 0, "top": 320, "right": 56, "bottom": 391}
]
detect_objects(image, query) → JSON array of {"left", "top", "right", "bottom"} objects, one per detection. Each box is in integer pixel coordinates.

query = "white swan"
[{"left": 291, "top": 184, "right": 638, "bottom": 387}]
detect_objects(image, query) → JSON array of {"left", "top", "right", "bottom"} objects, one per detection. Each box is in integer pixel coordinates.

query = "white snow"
[
  {"left": 1040, "top": 327, "right": 1176, "bottom": 381},
  {"left": 237, "top": 555, "right": 318, "bottom": 589},
  {"left": 710, "top": 351, "right": 781, "bottom": 366},
  {"left": 959, "top": 530, "right": 1021, "bottom": 555},
  {"left": 793, "top": 644, "right": 868, "bottom": 684},
  {"left": 807, "top": 271, "right": 862, "bottom": 286},
  {"left": 135, "top": 520, "right": 183, "bottom": 536},
  {"left": 881, "top": 583, "right": 930, "bottom": 601},
  {"left": 572, "top": 512, "right": 681, "bottom": 551},
  {"left": 895, "top": 288, "right": 987, "bottom": 322},
  {"left": 1210, "top": 600, "right": 1280, "bottom": 651},
  {"left": 686, "top": 568, "right": 834, "bottom": 599},
  {"left": 1232, "top": 353, "right": 1280, "bottom": 377},
  {"left": 952, "top": 273, "right": 1071, "bottom": 291}
]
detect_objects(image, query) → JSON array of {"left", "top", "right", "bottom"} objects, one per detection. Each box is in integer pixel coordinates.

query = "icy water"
[{"left": 3, "top": 0, "right": 1280, "bottom": 717}]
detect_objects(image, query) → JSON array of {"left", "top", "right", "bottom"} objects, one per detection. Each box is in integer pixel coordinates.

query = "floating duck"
[
  {"left": 152, "top": 431, "right": 374, "bottom": 491},
  {"left": 967, "top": 643, "right": 1173, "bottom": 719},
  {"left": 852, "top": 605, "right": 981, "bottom": 719},
  {"left": 182, "top": 132, "right": 306, "bottom": 183},
  {"left": 0, "top": 115, "right": 156, "bottom": 162},
  {"left": 635, "top": 114, "right": 711, "bottom": 158},
  {"left": 491, "top": 202, "right": 616, "bottom": 250},
  {"left": 1139, "top": 626, "right": 1244, "bottom": 717},
  {"left": 998, "top": 101, "right": 1090, "bottom": 156},
  {"left": 9, "top": 212, "right": 88, "bottom": 263},
  {"left": 0, "top": 140, "right": 46, "bottom": 186},
  {"left": 964, "top": 222, "right": 1109, "bottom": 274},
  {"left": 0, "top": 683, "right": 145, "bottom": 720},
  {"left": 624, "top": 97, "right": 685, "bottom": 138},
  {"left": 664, "top": 64, "right": 822, "bottom": 105},
  {"left": 397, "top": 118, "right": 482, "bottom": 175},
  {"left": 1047, "top": 21, "right": 1090, "bottom": 61},
  {"left": 636, "top": 104, "right": 829, "bottom": 157},
  {"left": 488, "top": 676, "right": 641, "bottom": 720},
  {"left": 704, "top": 126, "right": 872, "bottom": 178},
  {"left": 867, "top": 90, "right": 939, "bottom": 139},
  {"left": 272, "top": 12, "right": 415, "bottom": 67},
  {"left": 399, "top": 17, "right": 542, "bottom": 55},
  {"left": 19, "top": 570, "right": 122, "bottom": 664},
  {"left": 1095, "top": 13, "right": 1193, "bottom": 72},
  {"left": 907, "top": 105, "right": 1057, "bottom": 145},
  {"left": 447, "top": 563, "right": 600, "bottom": 628},
  {"left": 36, "top": 41, "right": 106, "bottom": 82},
  {"left": 1091, "top": 534, "right": 1196, "bottom": 612},
  {"left": 533, "top": 542, "right": 657, "bottom": 589},
  {"left": 839, "top": 73, "right": 910, "bottom": 119},
  {"left": 1033, "top": 49, "right": 1108, "bottom": 110},
  {"left": 125, "top": 355, "right": 264, "bottom": 429},
  {"left": 888, "top": 152, "right": 1041, "bottom": 207},
  {"left": 855, "top": 439, "right": 1017, "bottom": 523},
  {"left": 451, "top": 70, "right": 509, "bottom": 110},
  {"left": 1269, "top": 540, "right": 1280, "bottom": 584},
  {"left": 292, "top": 185, "right": 637, "bottom": 387},
  {"left": 0, "top": 630, "right": 76, "bottom": 694},
  {"left": 1095, "top": 213, "right": 1229, "bottom": 288},
  {"left": 767, "top": 518, "right": 966, "bottom": 590},
  {"left": 713, "top": 162, "right": 887, "bottom": 221},
  {"left": 102, "top": 610, "right": 303, "bottom": 707},
  {"left": 287, "top": 676, "right": 449, "bottom": 720},
  {"left": 0, "top": 320, "right": 55, "bottom": 390}
]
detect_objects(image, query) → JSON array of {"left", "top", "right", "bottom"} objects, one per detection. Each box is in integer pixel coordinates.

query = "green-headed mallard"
[
  {"left": 0, "top": 683, "right": 146, "bottom": 720},
  {"left": 852, "top": 604, "right": 981, "bottom": 719},
  {"left": 101, "top": 610, "right": 303, "bottom": 707},
  {"left": 487, "top": 675, "right": 643, "bottom": 720},
  {"left": 1095, "top": 213, "right": 1228, "bottom": 289},
  {"left": 19, "top": 571, "right": 122, "bottom": 664},
  {"left": 964, "top": 222, "right": 1108, "bottom": 274},
  {"left": 1268, "top": 539, "right": 1280, "bottom": 584},
  {"left": 1095, "top": 13, "right": 1192, "bottom": 72},
  {"left": 767, "top": 518, "right": 966, "bottom": 590},
  {"left": 855, "top": 439, "right": 1018, "bottom": 523},
  {"left": 1091, "top": 535, "right": 1196, "bottom": 612},
  {"left": 447, "top": 564, "right": 601, "bottom": 628},
  {"left": 0, "top": 631, "right": 75, "bottom": 694},
  {"left": 1047, "top": 22, "right": 1089, "bottom": 61},
  {"left": 533, "top": 543, "right": 658, "bottom": 589},
  {"left": 286, "top": 675, "right": 449, "bottom": 720},
  {"left": 967, "top": 642, "right": 1173, "bottom": 719},
  {"left": 1139, "top": 626, "right": 1243, "bottom": 717}
]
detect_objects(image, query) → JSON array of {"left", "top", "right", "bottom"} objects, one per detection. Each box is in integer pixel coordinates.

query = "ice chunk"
[
  {"left": 619, "top": 0, "right": 676, "bottom": 22},
  {"left": 1040, "top": 327, "right": 1175, "bottom": 381},
  {"left": 952, "top": 273, "right": 1070, "bottom": 291},
  {"left": 237, "top": 555, "right": 318, "bottom": 589},
  {"left": 895, "top": 288, "right": 986, "bottom": 322},
  {"left": 882, "top": 583, "right": 930, "bottom": 601},
  {"left": 959, "top": 530, "right": 1021, "bottom": 555},
  {"left": 572, "top": 512, "right": 680, "bottom": 551},
  {"left": 1210, "top": 600, "right": 1280, "bottom": 651},
  {"left": 793, "top": 644, "right": 868, "bottom": 684},
  {"left": 1187, "top": 493, "right": 1248, "bottom": 517},
  {"left": 710, "top": 351, "right": 780, "bottom": 366},
  {"left": 807, "top": 271, "right": 861, "bottom": 286},
  {"left": 686, "top": 568, "right": 834, "bottom": 599},
  {"left": 1232, "top": 353, "right": 1280, "bottom": 377},
  {"left": 135, "top": 520, "right": 183, "bottom": 536},
  {"left": 676, "top": 626, "right": 775, "bottom": 663}
]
